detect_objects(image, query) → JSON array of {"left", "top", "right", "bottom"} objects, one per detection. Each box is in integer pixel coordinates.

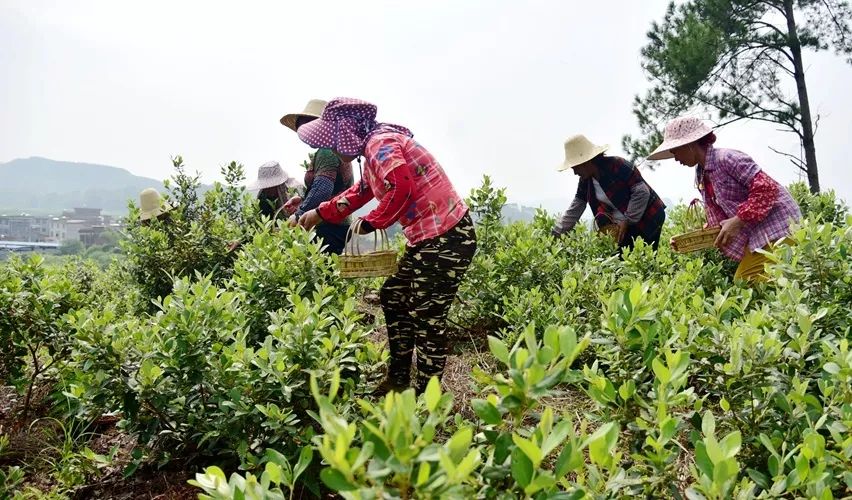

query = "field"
[{"left": 1, "top": 168, "right": 850, "bottom": 499}]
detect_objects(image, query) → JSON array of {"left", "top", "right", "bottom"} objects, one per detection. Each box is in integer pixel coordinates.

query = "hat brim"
[
  {"left": 556, "top": 145, "right": 609, "bottom": 172},
  {"left": 280, "top": 113, "right": 321, "bottom": 132},
  {"left": 140, "top": 202, "right": 172, "bottom": 221},
  {"left": 296, "top": 118, "right": 336, "bottom": 150},
  {"left": 647, "top": 141, "right": 683, "bottom": 161},
  {"left": 647, "top": 129, "right": 713, "bottom": 161},
  {"left": 249, "top": 176, "right": 289, "bottom": 192}
]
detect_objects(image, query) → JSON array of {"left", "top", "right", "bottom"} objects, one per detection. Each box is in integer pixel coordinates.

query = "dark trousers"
[
  {"left": 379, "top": 213, "right": 477, "bottom": 391},
  {"left": 314, "top": 222, "right": 349, "bottom": 255},
  {"left": 619, "top": 213, "right": 665, "bottom": 251}
]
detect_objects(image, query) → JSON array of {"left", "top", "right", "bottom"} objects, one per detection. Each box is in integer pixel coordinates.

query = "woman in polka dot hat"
[
  {"left": 296, "top": 97, "right": 477, "bottom": 396},
  {"left": 648, "top": 116, "right": 801, "bottom": 281}
]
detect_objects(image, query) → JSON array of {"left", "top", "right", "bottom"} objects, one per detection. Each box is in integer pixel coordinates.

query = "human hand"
[
  {"left": 283, "top": 195, "right": 302, "bottom": 214},
  {"left": 615, "top": 221, "right": 629, "bottom": 244},
  {"left": 287, "top": 214, "right": 298, "bottom": 228},
  {"left": 298, "top": 209, "right": 322, "bottom": 230},
  {"left": 714, "top": 216, "right": 744, "bottom": 248}
]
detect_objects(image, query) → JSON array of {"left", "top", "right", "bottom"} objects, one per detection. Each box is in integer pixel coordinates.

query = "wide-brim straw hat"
[
  {"left": 248, "top": 161, "right": 302, "bottom": 192},
  {"left": 139, "top": 188, "right": 172, "bottom": 221},
  {"left": 557, "top": 135, "right": 609, "bottom": 171},
  {"left": 280, "top": 99, "right": 328, "bottom": 132},
  {"left": 647, "top": 116, "right": 714, "bottom": 160}
]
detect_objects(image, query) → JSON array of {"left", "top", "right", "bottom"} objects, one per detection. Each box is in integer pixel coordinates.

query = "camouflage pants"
[{"left": 380, "top": 212, "right": 477, "bottom": 392}]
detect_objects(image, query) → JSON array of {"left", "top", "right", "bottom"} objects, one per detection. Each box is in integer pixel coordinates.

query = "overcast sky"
[{"left": 2, "top": 0, "right": 850, "bottom": 210}]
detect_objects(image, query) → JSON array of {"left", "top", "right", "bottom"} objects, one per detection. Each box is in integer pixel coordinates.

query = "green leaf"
[
  {"left": 320, "top": 468, "right": 355, "bottom": 492},
  {"left": 660, "top": 417, "right": 678, "bottom": 443},
  {"left": 720, "top": 431, "right": 741, "bottom": 460},
  {"left": 652, "top": 357, "right": 670, "bottom": 385},
  {"left": 293, "top": 446, "right": 313, "bottom": 482},
  {"left": 757, "top": 433, "right": 778, "bottom": 455},
  {"left": 747, "top": 468, "right": 769, "bottom": 489},
  {"left": 795, "top": 453, "right": 809, "bottom": 483},
  {"left": 558, "top": 328, "right": 578, "bottom": 360},
  {"left": 701, "top": 411, "right": 716, "bottom": 438},
  {"left": 471, "top": 399, "right": 502, "bottom": 425},
  {"left": 265, "top": 462, "right": 282, "bottom": 485},
  {"left": 511, "top": 446, "right": 533, "bottom": 488},
  {"left": 823, "top": 362, "right": 841, "bottom": 375},
  {"left": 512, "top": 434, "right": 543, "bottom": 467},
  {"left": 488, "top": 336, "right": 509, "bottom": 365},
  {"left": 586, "top": 422, "right": 618, "bottom": 467},
  {"left": 694, "top": 442, "right": 713, "bottom": 478},
  {"left": 554, "top": 442, "right": 583, "bottom": 478},
  {"left": 541, "top": 420, "right": 573, "bottom": 458},
  {"left": 446, "top": 427, "right": 473, "bottom": 463},
  {"left": 629, "top": 282, "right": 643, "bottom": 307},
  {"left": 416, "top": 462, "right": 431, "bottom": 486},
  {"left": 523, "top": 323, "right": 538, "bottom": 354},
  {"left": 618, "top": 380, "right": 636, "bottom": 401},
  {"left": 424, "top": 377, "right": 441, "bottom": 412}
]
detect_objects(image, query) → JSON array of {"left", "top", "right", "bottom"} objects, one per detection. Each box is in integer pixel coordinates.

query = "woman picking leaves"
[
  {"left": 648, "top": 116, "right": 801, "bottom": 280},
  {"left": 552, "top": 135, "right": 666, "bottom": 250},
  {"left": 295, "top": 97, "right": 477, "bottom": 396},
  {"left": 280, "top": 99, "right": 353, "bottom": 255}
]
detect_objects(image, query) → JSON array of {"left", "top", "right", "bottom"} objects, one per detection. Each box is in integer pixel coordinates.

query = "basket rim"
[{"left": 672, "top": 226, "right": 721, "bottom": 240}]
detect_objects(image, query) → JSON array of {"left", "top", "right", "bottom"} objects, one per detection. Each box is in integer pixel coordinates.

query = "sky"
[{"left": 1, "top": 0, "right": 851, "bottom": 212}]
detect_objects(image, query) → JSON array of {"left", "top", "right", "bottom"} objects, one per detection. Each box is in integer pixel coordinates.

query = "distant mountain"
[{"left": 0, "top": 157, "right": 164, "bottom": 214}]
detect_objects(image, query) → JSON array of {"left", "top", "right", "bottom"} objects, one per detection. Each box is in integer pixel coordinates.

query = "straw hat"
[
  {"left": 280, "top": 99, "right": 328, "bottom": 132},
  {"left": 647, "top": 116, "right": 713, "bottom": 160},
  {"left": 557, "top": 135, "right": 609, "bottom": 171},
  {"left": 249, "top": 161, "right": 303, "bottom": 192},
  {"left": 139, "top": 188, "right": 172, "bottom": 221}
]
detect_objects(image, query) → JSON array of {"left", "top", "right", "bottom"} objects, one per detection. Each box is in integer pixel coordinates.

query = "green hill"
[{"left": 0, "top": 157, "right": 164, "bottom": 214}]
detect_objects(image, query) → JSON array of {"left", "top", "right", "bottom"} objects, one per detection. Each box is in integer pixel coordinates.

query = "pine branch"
[{"left": 768, "top": 146, "right": 808, "bottom": 173}]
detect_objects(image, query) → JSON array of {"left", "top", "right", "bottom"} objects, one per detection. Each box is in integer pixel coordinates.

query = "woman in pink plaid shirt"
[{"left": 649, "top": 117, "right": 801, "bottom": 281}]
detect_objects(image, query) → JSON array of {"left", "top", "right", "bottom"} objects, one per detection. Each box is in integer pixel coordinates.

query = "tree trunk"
[{"left": 783, "top": 0, "right": 821, "bottom": 193}]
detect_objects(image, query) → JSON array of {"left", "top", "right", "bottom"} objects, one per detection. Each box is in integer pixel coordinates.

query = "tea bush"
[
  {"left": 4, "top": 175, "right": 852, "bottom": 498},
  {"left": 120, "top": 158, "right": 260, "bottom": 313}
]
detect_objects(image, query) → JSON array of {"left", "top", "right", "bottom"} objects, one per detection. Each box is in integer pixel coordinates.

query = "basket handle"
[
  {"left": 344, "top": 219, "right": 391, "bottom": 256},
  {"left": 593, "top": 212, "right": 615, "bottom": 231}
]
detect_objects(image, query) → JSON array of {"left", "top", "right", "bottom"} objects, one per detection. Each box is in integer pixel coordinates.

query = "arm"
[
  {"left": 296, "top": 150, "right": 340, "bottom": 217},
  {"left": 316, "top": 181, "right": 374, "bottom": 224},
  {"left": 358, "top": 167, "right": 414, "bottom": 233},
  {"left": 624, "top": 182, "right": 651, "bottom": 224},
  {"left": 552, "top": 195, "right": 587, "bottom": 236},
  {"left": 736, "top": 171, "right": 779, "bottom": 223},
  {"left": 295, "top": 176, "right": 335, "bottom": 218}
]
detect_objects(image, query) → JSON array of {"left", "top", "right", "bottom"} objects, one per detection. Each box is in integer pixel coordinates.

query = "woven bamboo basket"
[
  {"left": 672, "top": 226, "right": 721, "bottom": 253},
  {"left": 671, "top": 200, "right": 720, "bottom": 253},
  {"left": 339, "top": 219, "right": 398, "bottom": 278},
  {"left": 594, "top": 213, "right": 620, "bottom": 241}
]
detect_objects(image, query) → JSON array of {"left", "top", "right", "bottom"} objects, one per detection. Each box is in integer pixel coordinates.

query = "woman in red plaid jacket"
[
  {"left": 649, "top": 116, "right": 801, "bottom": 281},
  {"left": 553, "top": 135, "right": 666, "bottom": 250}
]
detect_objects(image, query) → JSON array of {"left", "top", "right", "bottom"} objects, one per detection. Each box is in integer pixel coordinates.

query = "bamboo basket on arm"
[{"left": 339, "top": 219, "right": 398, "bottom": 278}]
